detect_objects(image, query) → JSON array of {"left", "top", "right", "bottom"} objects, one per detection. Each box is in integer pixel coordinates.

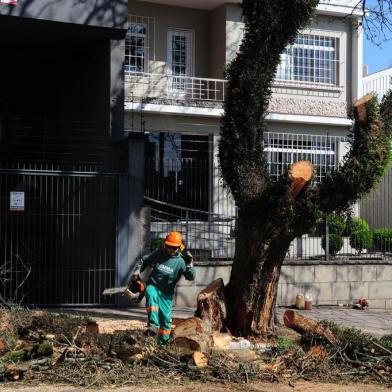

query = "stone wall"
[
  {"left": 174, "top": 261, "right": 392, "bottom": 310},
  {"left": 268, "top": 97, "right": 348, "bottom": 118}
]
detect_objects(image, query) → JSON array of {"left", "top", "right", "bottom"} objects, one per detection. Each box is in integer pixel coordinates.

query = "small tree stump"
[
  {"left": 354, "top": 94, "right": 374, "bottom": 123},
  {"left": 173, "top": 317, "right": 212, "bottom": 354},
  {"left": 289, "top": 161, "right": 315, "bottom": 199},
  {"left": 194, "top": 278, "right": 227, "bottom": 332},
  {"left": 283, "top": 310, "right": 338, "bottom": 345}
]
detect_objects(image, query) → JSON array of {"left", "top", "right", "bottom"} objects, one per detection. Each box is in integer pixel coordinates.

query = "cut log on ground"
[
  {"left": 283, "top": 310, "right": 338, "bottom": 345},
  {"left": 172, "top": 317, "right": 212, "bottom": 354},
  {"left": 289, "top": 160, "right": 314, "bottom": 199},
  {"left": 194, "top": 278, "right": 227, "bottom": 332}
]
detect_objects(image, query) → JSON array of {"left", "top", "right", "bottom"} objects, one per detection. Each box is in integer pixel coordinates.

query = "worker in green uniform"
[{"left": 132, "top": 231, "right": 196, "bottom": 345}]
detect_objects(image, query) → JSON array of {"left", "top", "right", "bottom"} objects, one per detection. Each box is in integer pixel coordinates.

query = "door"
[{"left": 167, "top": 29, "right": 194, "bottom": 98}]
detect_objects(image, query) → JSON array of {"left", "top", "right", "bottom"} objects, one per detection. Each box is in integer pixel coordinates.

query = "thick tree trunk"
[{"left": 225, "top": 208, "right": 293, "bottom": 337}]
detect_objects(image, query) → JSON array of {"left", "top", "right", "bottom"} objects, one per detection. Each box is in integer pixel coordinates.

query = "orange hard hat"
[{"left": 164, "top": 231, "right": 183, "bottom": 247}]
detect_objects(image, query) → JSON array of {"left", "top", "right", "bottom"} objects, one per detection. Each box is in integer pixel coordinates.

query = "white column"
[{"left": 351, "top": 17, "right": 364, "bottom": 102}]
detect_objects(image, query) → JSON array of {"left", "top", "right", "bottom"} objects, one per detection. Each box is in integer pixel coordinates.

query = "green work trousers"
[{"left": 145, "top": 284, "right": 173, "bottom": 345}]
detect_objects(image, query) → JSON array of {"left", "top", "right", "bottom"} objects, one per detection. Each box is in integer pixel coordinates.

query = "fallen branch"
[{"left": 283, "top": 310, "right": 338, "bottom": 345}]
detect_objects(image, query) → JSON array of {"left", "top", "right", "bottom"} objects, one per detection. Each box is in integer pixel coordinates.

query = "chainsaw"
[{"left": 102, "top": 277, "right": 146, "bottom": 303}]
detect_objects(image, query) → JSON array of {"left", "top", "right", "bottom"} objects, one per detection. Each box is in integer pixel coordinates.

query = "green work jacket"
[{"left": 136, "top": 248, "right": 196, "bottom": 295}]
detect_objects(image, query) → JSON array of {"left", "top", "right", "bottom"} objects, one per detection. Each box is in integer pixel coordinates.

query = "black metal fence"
[
  {"left": 145, "top": 155, "right": 392, "bottom": 262},
  {"left": 0, "top": 167, "right": 118, "bottom": 305}
]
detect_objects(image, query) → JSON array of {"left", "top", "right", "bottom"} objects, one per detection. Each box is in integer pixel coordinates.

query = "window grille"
[
  {"left": 264, "top": 132, "right": 348, "bottom": 182},
  {"left": 125, "top": 15, "right": 155, "bottom": 73},
  {"left": 276, "top": 33, "right": 339, "bottom": 86}
]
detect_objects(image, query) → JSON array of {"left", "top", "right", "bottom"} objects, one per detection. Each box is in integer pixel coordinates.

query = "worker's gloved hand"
[
  {"left": 184, "top": 250, "right": 193, "bottom": 265},
  {"left": 132, "top": 271, "right": 141, "bottom": 281}
]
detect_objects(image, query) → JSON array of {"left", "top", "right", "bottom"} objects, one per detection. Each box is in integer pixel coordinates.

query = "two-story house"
[
  {"left": 122, "top": 0, "right": 375, "bottom": 307},
  {"left": 126, "top": 0, "right": 362, "bottom": 258}
]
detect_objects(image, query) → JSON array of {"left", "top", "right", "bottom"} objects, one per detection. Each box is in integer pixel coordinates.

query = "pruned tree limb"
[{"left": 306, "top": 92, "right": 392, "bottom": 215}]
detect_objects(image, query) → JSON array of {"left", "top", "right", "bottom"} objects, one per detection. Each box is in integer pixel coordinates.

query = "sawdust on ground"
[
  {"left": 0, "top": 381, "right": 389, "bottom": 391},
  {"left": 93, "top": 317, "right": 146, "bottom": 334}
]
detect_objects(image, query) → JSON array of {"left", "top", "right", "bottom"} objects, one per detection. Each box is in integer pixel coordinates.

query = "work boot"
[{"left": 143, "top": 325, "right": 157, "bottom": 336}]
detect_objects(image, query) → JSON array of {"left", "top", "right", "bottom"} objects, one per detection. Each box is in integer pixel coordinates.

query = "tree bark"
[
  {"left": 195, "top": 278, "right": 226, "bottom": 331},
  {"left": 225, "top": 207, "right": 294, "bottom": 337}
]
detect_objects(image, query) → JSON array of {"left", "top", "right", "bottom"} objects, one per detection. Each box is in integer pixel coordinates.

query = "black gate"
[{"left": 0, "top": 168, "right": 118, "bottom": 305}]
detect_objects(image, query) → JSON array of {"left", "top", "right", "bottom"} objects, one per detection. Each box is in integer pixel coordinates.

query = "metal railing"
[
  {"left": 125, "top": 71, "right": 345, "bottom": 104},
  {"left": 125, "top": 72, "right": 226, "bottom": 102},
  {"left": 145, "top": 197, "right": 236, "bottom": 262},
  {"left": 144, "top": 133, "right": 392, "bottom": 262}
]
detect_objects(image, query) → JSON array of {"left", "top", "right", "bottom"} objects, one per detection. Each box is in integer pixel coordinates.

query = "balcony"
[
  {"left": 125, "top": 72, "right": 344, "bottom": 109},
  {"left": 125, "top": 72, "right": 226, "bottom": 107}
]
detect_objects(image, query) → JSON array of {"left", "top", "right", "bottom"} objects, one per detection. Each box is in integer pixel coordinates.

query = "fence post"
[
  {"left": 185, "top": 209, "right": 189, "bottom": 246},
  {"left": 325, "top": 217, "right": 330, "bottom": 261}
]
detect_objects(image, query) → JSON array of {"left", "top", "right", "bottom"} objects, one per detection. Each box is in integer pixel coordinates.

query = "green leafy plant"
[
  {"left": 373, "top": 228, "right": 392, "bottom": 253},
  {"left": 349, "top": 218, "right": 372, "bottom": 254},
  {"left": 322, "top": 233, "right": 344, "bottom": 256},
  {"left": 150, "top": 237, "right": 164, "bottom": 251},
  {"left": 275, "top": 336, "right": 301, "bottom": 355}
]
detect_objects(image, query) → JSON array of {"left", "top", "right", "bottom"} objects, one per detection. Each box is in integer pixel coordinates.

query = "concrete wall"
[
  {"left": 0, "top": 0, "right": 128, "bottom": 30},
  {"left": 174, "top": 262, "right": 392, "bottom": 310}
]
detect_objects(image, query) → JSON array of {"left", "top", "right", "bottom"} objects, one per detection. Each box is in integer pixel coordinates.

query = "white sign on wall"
[{"left": 10, "top": 192, "right": 25, "bottom": 212}]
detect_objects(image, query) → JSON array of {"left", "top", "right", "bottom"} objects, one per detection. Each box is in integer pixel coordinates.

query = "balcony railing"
[
  {"left": 125, "top": 72, "right": 226, "bottom": 103},
  {"left": 125, "top": 71, "right": 343, "bottom": 104}
]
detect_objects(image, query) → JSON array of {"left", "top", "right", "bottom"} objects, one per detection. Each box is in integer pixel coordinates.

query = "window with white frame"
[
  {"left": 125, "top": 23, "right": 147, "bottom": 73},
  {"left": 167, "top": 30, "right": 194, "bottom": 94},
  {"left": 276, "top": 33, "right": 339, "bottom": 85},
  {"left": 264, "top": 132, "right": 347, "bottom": 182},
  {"left": 125, "top": 16, "right": 155, "bottom": 74}
]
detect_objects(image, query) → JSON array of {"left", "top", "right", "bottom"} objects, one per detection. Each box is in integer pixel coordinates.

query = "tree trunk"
[{"left": 225, "top": 208, "right": 294, "bottom": 337}]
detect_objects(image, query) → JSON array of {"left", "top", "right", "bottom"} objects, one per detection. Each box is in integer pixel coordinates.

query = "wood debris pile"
[{"left": 0, "top": 306, "right": 390, "bottom": 388}]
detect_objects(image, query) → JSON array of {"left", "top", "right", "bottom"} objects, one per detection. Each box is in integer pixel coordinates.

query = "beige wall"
[
  {"left": 210, "top": 5, "right": 226, "bottom": 79},
  {"left": 130, "top": 0, "right": 211, "bottom": 77}
]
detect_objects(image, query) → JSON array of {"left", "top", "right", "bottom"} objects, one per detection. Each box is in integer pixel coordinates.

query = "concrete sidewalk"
[
  {"left": 276, "top": 307, "right": 392, "bottom": 337},
  {"left": 56, "top": 306, "right": 392, "bottom": 337}
]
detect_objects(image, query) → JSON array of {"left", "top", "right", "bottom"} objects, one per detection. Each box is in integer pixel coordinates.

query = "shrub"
[
  {"left": 313, "top": 212, "right": 346, "bottom": 237},
  {"left": 150, "top": 237, "right": 164, "bottom": 251},
  {"left": 322, "top": 233, "right": 344, "bottom": 256},
  {"left": 373, "top": 228, "right": 392, "bottom": 253},
  {"left": 349, "top": 218, "right": 372, "bottom": 254},
  {"left": 327, "top": 213, "right": 347, "bottom": 235}
]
